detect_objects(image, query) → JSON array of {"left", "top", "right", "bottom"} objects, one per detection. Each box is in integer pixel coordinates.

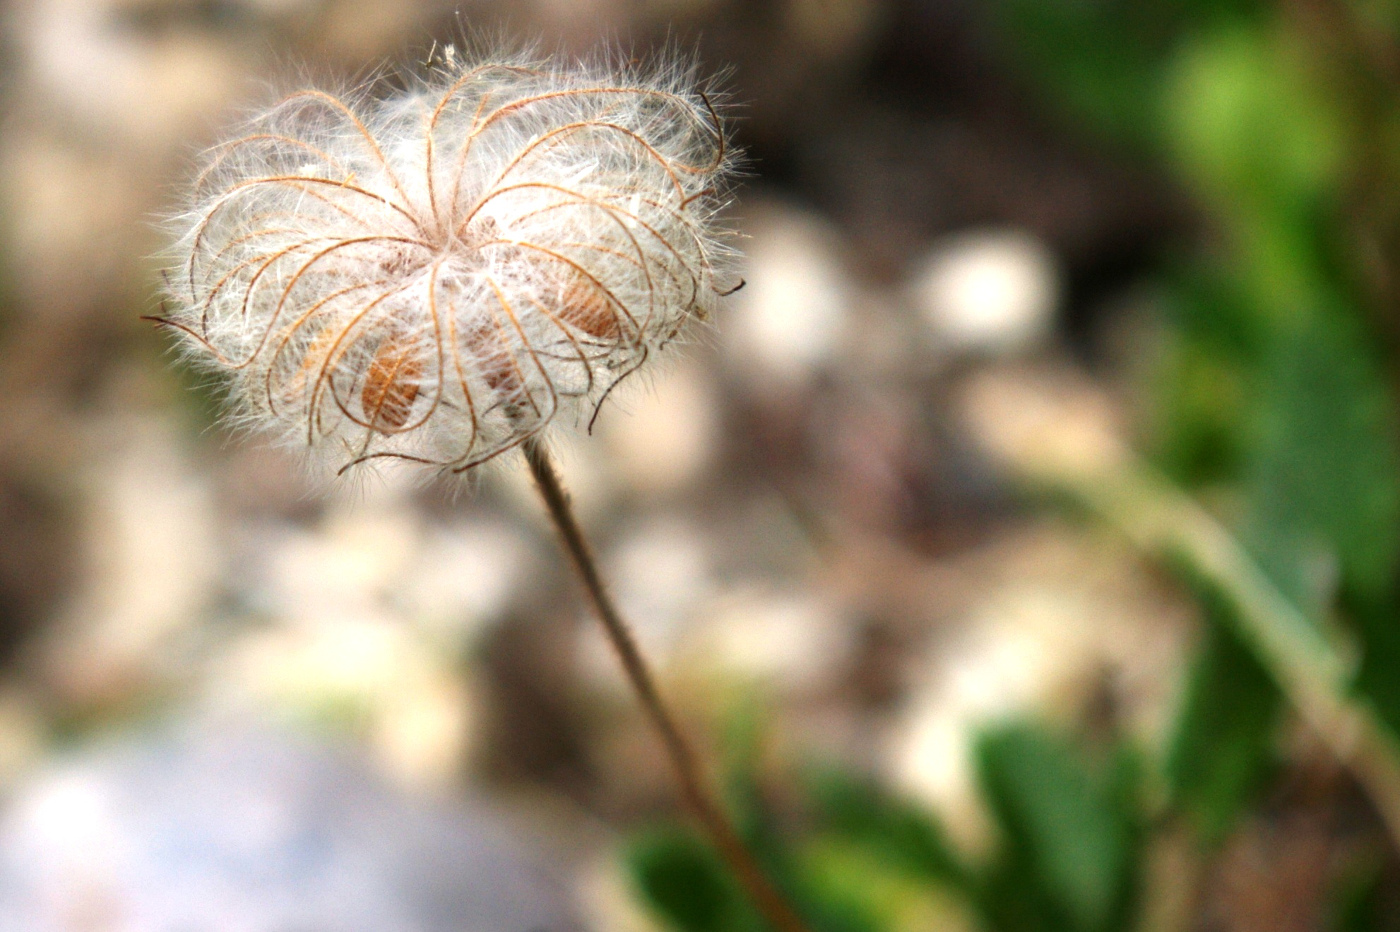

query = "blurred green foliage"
[
  {"left": 628, "top": 715, "right": 1143, "bottom": 932},
  {"left": 628, "top": 1, "right": 1400, "bottom": 928},
  {"left": 1004, "top": 0, "right": 1400, "bottom": 884},
  {"left": 1164, "top": 590, "right": 1279, "bottom": 846},
  {"left": 974, "top": 725, "right": 1142, "bottom": 932}
]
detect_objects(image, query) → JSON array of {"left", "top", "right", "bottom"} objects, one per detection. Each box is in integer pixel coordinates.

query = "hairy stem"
[{"left": 522, "top": 437, "right": 812, "bottom": 932}]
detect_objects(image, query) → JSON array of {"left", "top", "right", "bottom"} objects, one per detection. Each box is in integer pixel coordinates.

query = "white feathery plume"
[
  {"left": 150, "top": 47, "right": 819, "bottom": 932},
  {"left": 156, "top": 47, "right": 737, "bottom": 476}
]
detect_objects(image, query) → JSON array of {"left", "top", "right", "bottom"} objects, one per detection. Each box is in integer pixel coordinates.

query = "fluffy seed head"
[{"left": 157, "top": 47, "right": 737, "bottom": 476}]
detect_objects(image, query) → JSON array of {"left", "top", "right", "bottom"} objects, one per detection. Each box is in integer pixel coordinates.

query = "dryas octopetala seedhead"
[{"left": 155, "top": 48, "right": 738, "bottom": 475}]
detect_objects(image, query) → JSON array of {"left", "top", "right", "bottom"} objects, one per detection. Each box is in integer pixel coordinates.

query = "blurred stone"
[
  {"left": 243, "top": 0, "right": 324, "bottom": 13},
  {"left": 784, "top": 0, "right": 885, "bottom": 61},
  {"left": 597, "top": 355, "right": 721, "bottom": 497},
  {"left": 958, "top": 362, "right": 1129, "bottom": 484},
  {"left": 0, "top": 727, "right": 582, "bottom": 931},
  {"left": 691, "top": 584, "right": 851, "bottom": 695},
  {"left": 581, "top": 515, "right": 715, "bottom": 686},
  {"left": 609, "top": 515, "right": 713, "bottom": 642},
  {"left": 725, "top": 200, "right": 853, "bottom": 389},
  {"left": 818, "top": 383, "right": 920, "bottom": 532},
  {"left": 213, "top": 443, "right": 324, "bottom": 521},
  {"left": 0, "top": 131, "right": 150, "bottom": 320},
  {"left": 12, "top": 0, "right": 244, "bottom": 149},
  {"left": 533, "top": 0, "right": 628, "bottom": 34},
  {"left": 0, "top": 470, "right": 72, "bottom": 666},
  {"left": 206, "top": 615, "right": 474, "bottom": 789},
  {"left": 579, "top": 853, "right": 665, "bottom": 932},
  {"left": 38, "top": 417, "right": 218, "bottom": 706},
  {"left": 887, "top": 523, "right": 1189, "bottom": 853},
  {"left": 910, "top": 229, "right": 1059, "bottom": 355},
  {"left": 255, "top": 501, "right": 420, "bottom": 622},
  {"left": 0, "top": 692, "right": 45, "bottom": 795},
  {"left": 230, "top": 482, "right": 536, "bottom": 645},
  {"left": 396, "top": 518, "right": 537, "bottom": 641},
  {"left": 840, "top": 287, "right": 920, "bottom": 381},
  {"left": 1, "top": 1, "right": 240, "bottom": 320},
  {"left": 2, "top": 0, "right": 444, "bottom": 326},
  {"left": 313, "top": 0, "right": 444, "bottom": 62},
  {"left": 638, "top": 0, "right": 723, "bottom": 16},
  {"left": 213, "top": 492, "right": 489, "bottom": 789}
]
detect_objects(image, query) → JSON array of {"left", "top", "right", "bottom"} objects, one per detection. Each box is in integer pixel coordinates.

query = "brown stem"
[{"left": 522, "top": 436, "right": 812, "bottom": 932}]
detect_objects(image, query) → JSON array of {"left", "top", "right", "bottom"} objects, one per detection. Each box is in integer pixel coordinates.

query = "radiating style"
[{"left": 157, "top": 50, "right": 736, "bottom": 474}]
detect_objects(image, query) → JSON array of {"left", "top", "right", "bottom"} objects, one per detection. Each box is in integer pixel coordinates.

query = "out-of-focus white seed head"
[{"left": 157, "top": 46, "right": 738, "bottom": 477}]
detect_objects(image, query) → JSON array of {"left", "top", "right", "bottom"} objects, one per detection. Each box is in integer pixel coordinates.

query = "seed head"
[{"left": 156, "top": 47, "right": 737, "bottom": 476}]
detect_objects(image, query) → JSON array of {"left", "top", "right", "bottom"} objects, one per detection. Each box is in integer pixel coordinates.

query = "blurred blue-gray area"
[{"left": 0, "top": 726, "right": 581, "bottom": 932}]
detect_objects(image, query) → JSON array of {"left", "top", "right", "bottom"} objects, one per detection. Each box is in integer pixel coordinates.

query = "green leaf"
[
  {"left": 991, "top": 0, "right": 1264, "bottom": 148},
  {"left": 797, "top": 839, "right": 934, "bottom": 932},
  {"left": 1150, "top": 333, "right": 1248, "bottom": 486},
  {"left": 807, "top": 767, "right": 972, "bottom": 891},
  {"left": 975, "top": 723, "right": 1139, "bottom": 932},
  {"left": 1349, "top": 584, "right": 1400, "bottom": 741},
  {"left": 1162, "top": 28, "right": 1348, "bottom": 314},
  {"left": 1164, "top": 28, "right": 1346, "bottom": 214},
  {"left": 1147, "top": 263, "right": 1261, "bottom": 486},
  {"left": 1244, "top": 310, "right": 1400, "bottom": 614},
  {"left": 1165, "top": 594, "right": 1280, "bottom": 846},
  {"left": 627, "top": 826, "right": 765, "bottom": 932}
]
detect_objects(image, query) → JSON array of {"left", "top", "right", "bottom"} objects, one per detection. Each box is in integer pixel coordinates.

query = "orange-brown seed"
[
  {"left": 559, "top": 274, "right": 621, "bottom": 341},
  {"left": 362, "top": 339, "right": 422, "bottom": 431}
]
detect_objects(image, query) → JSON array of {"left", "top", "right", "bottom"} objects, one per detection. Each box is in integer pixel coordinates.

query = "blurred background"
[{"left": 2, "top": 0, "right": 1400, "bottom": 929}]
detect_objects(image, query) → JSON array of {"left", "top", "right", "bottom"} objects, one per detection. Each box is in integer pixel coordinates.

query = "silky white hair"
[{"left": 157, "top": 46, "right": 737, "bottom": 476}]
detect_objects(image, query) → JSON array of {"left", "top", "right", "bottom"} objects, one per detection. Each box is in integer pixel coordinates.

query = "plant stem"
[
  {"left": 522, "top": 437, "right": 812, "bottom": 932},
  {"left": 1077, "top": 465, "right": 1400, "bottom": 847}
]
